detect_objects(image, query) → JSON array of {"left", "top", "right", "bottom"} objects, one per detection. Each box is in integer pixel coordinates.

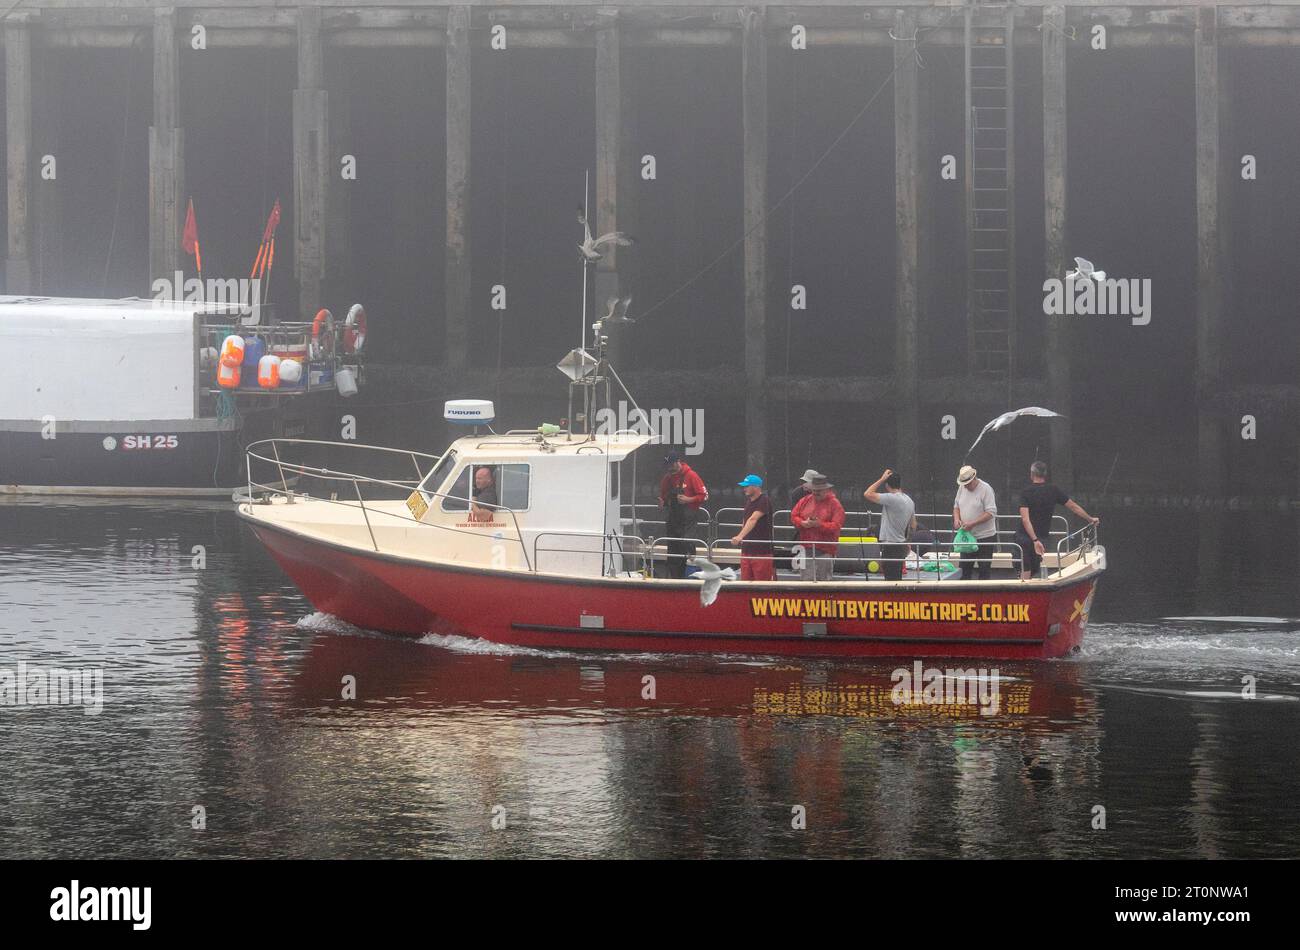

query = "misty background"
[{"left": 2, "top": 36, "right": 1296, "bottom": 502}]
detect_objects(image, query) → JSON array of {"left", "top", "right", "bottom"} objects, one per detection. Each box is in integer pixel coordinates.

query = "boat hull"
[
  {"left": 245, "top": 516, "right": 1100, "bottom": 660},
  {"left": 1, "top": 400, "right": 333, "bottom": 495}
]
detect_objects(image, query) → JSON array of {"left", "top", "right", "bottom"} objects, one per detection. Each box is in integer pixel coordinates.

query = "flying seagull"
[
  {"left": 601, "top": 295, "right": 635, "bottom": 325},
  {"left": 577, "top": 207, "right": 633, "bottom": 262},
  {"left": 687, "top": 556, "right": 737, "bottom": 607},
  {"left": 966, "top": 407, "right": 1065, "bottom": 457},
  {"left": 1066, "top": 256, "right": 1106, "bottom": 282}
]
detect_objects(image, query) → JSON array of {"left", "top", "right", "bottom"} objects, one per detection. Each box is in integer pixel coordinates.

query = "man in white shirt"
[{"left": 953, "top": 465, "right": 998, "bottom": 580}]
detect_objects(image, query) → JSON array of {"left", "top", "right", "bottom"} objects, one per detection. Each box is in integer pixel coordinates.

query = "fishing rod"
[{"left": 1101, "top": 452, "right": 1120, "bottom": 496}]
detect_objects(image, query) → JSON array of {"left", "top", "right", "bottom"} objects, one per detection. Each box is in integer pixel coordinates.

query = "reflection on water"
[{"left": 0, "top": 499, "right": 1296, "bottom": 858}]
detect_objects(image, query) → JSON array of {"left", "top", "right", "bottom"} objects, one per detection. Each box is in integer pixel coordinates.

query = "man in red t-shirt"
[
  {"left": 658, "top": 452, "right": 708, "bottom": 578},
  {"left": 731, "top": 474, "right": 774, "bottom": 581},
  {"left": 790, "top": 474, "right": 845, "bottom": 581}
]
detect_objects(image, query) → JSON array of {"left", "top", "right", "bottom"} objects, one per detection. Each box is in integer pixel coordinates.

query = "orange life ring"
[
  {"left": 343, "top": 304, "right": 367, "bottom": 356},
  {"left": 310, "top": 309, "right": 334, "bottom": 361}
]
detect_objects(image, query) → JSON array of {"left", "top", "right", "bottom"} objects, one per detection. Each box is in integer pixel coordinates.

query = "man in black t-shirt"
[
  {"left": 1016, "top": 460, "right": 1099, "bottom": 578},
  {"left": 732, "top": 474, "right": 775, "bottom": 581}
]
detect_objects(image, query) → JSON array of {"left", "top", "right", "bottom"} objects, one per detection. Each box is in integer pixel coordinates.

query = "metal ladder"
[{"left": 965, "top": 4, "right": 1016, "bottom": 378}]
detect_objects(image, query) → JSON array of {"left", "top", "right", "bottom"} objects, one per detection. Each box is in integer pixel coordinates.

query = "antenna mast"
[{"left": 581, "top": 169, "right": 590, "bottom": 355}]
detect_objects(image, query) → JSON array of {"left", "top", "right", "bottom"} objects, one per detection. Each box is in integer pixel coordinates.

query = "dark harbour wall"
[{"left": 2, "top": 3, "right": 1297, "bottom": 501}]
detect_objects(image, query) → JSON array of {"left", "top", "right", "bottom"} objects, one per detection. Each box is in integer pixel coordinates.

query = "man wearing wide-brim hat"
[
  {"left": 790, "top": 474, "right": 845, "bottom": 581},
  {"left": 953, "top": 464, "right": 998, "bottom": 580},
  {"left": 789, "top": 468, "right": 823, "bottom": 509}
]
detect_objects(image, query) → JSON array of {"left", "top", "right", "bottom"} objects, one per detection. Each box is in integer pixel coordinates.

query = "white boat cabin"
[{"left": 403, "top": 417, "right": 652, "bottom": 576}]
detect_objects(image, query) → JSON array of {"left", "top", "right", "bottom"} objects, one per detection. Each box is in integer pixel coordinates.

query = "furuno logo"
[
  {"left": 49, "top": 881, "right": 151, "bottom": 931},
  {"left": 1041, "top": 274, "right": 1152, "bottom": 325}
]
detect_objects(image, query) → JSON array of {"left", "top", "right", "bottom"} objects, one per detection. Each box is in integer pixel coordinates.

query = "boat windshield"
[{"left": 417, "top": 450, "right": 457, "bottom": 495}]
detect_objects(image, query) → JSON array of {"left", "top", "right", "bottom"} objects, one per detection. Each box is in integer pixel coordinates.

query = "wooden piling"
[
  {"left": 294, "top": 5, "right": 327, "bottom": 318},
  {"left": 5, "top": 18, "right": 33, "bottom": 294},
  {"left": 444, "top": 4, "right": 472, "bottom": 370},
  {"left": 1195, "top": 6, "right": 1226, "bottom": 496},
  {"left": 594, "top": 17, "right": 625, "bottom": 364},
  {"left": 324, "top": 45, "right": 352, "bottom": 304},
  {"left": 741, "top": 6, "right": 768, "bottom": 475},
  {"left": 894, "top": 9, "right": 920, "bottom": 482},
  {"left": 148, "top": 8, "right": 183, "bottom": 289},
  {"left": 1042, "top": 4, "right": 1074, "bottom": 487}
]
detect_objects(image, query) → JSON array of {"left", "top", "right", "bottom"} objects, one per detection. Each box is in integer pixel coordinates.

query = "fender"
[{"left": 343, "top": 303, "right": 367, "bottom": 356}]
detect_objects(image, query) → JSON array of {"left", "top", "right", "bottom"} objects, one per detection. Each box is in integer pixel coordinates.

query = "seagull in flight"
[
  {"left": 577, "top": 207, "right": 633, "bottom": 262},
  {"left": 687, "top": 556, "right": 737, "bottom": 607},
  {"left": 601, "top": 296, "right": 635, "bottom": 325},
  {"left": 1066, "top": 257, "right": 1105, "bottom": 282},
  {"left": 967, "top": 407, "right": 1064, "bottom": 457}
]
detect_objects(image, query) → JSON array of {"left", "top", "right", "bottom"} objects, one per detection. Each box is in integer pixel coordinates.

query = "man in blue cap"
[{"left": 731, "top": 474, "right": 774, "bottom": 581}]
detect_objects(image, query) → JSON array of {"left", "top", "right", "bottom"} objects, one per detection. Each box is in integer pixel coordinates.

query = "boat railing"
[
  {"left": 529, "top": 524, "right": 1090, "bottom": 582},
  {"left": 659, "top": 505, "right": 1072, "bottom": 550},
  {"left": 532, "top": 531, "right": 649, "bottom": 577},
  {"left": 243, "top": 438, "right": 533, "bottom": 570},
  {"left": 248, "top": 438, "right": 445, "bottom": 488},
  {"left": 619, "top": 504, "right": 714, "bottom": 537},
  {"left": 1052, "top": 520, "right": 1099, "bottom": 578},
  {"left": 700, "top": 537, "right": 1029, "bottom": 582}
]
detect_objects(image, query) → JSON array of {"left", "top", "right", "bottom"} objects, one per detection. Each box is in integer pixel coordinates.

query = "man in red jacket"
[
  {"left": 790, "top": 474, "right": 844, "bottom": 581},
  {"left": 658, "top": 452, "right": 708, "bottom": 578}
]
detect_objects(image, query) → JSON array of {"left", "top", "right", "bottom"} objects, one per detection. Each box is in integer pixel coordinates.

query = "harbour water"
[{"left": 1, "top": 497, "right": 1296, "bottom": 859}]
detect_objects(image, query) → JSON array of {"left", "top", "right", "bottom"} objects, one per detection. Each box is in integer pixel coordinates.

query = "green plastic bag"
[
  {"left": 920, "top": 559, "right": 957, "bottom": 573},
  {"left": 952, "top": 527, "right": 979, "bottom": 555}
]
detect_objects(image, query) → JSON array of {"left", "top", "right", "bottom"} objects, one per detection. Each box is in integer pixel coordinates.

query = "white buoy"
[
  {"left": 258, "top": 354, "right": 282, "bottom": 389},
  {"left": 335, "top": 366, "right": 358, "bottom": 397}
]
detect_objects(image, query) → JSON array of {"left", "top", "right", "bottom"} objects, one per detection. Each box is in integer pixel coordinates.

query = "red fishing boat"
[
  {"left": 238, "top": 363, "right": 1103, "bottom": 661},
  {"left": 240, "top": 205, "right": 1102, "bottom": 659}
]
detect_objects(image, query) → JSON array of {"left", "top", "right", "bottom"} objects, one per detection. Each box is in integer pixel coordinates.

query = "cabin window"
[
  {"left": 439, "top": 463, "right": 529, "bottom": 513},
  {"left": 420, "top": 450, "right": 457, "bottom": 495},
  {"left": 498, "top": 464, "right": 530, "bottom": 511},
  {"left": 440, "top": 465, "right": 472, "bottom": 511},
  {"left": 609, "top": 462, "right": 619, "bottom": 499}
]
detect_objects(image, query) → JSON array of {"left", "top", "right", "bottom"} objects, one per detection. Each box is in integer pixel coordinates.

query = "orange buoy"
[
  {"left": 219, "top": 334, "right": 245, "bottom": 368},
  {"left": 216, "top": 360, "right": 241, "bottom": 389}
]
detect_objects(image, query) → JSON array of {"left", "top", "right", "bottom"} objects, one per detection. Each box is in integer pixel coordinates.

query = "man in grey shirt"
[
  {"left": 864, "top": 468, "right": 915, "bottom": 581},
  {"left": 953, "top": 464, "right": 998, "bottom": 579}
]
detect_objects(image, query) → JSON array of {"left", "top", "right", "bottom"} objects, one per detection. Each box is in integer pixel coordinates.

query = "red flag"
[
  {"left": 261, "top": 199, "right": 282, "bottom": 243},
  {"left": 181, "top": 199, "right": 198, "bottom": 255},
  {"left": 182, "top": 198, "right": 202, "bottom": 276}
]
